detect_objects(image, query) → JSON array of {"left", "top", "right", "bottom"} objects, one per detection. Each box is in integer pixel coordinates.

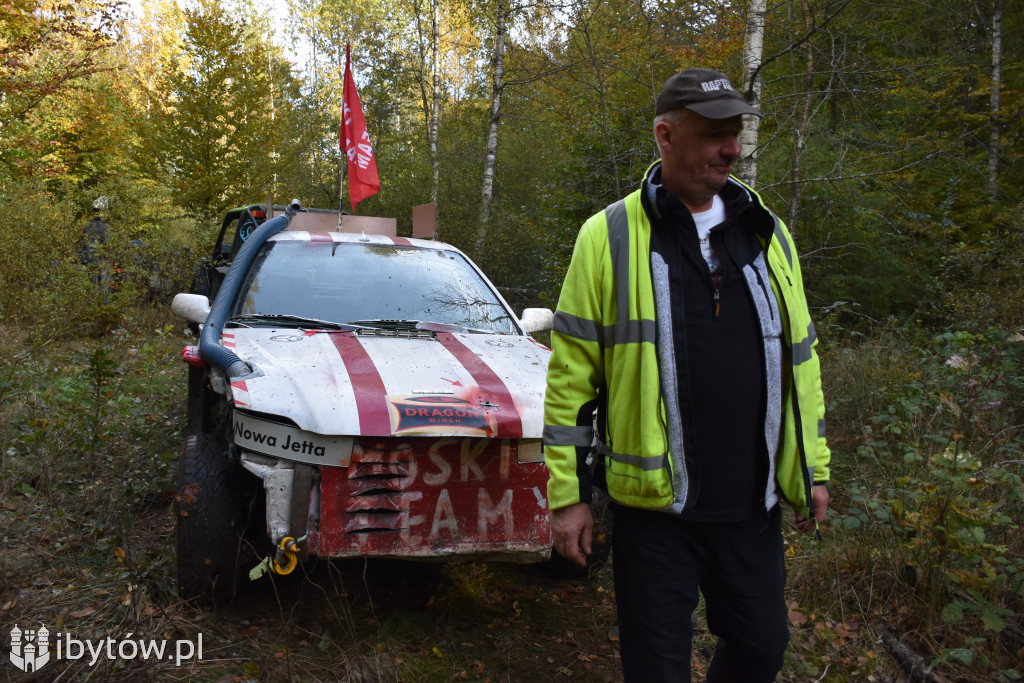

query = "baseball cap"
[{"left": 655, "top": 68, "right": 762, "bottom": 118}]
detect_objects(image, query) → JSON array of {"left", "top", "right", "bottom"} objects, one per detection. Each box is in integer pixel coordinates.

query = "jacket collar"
[{"left": 640, "top": 161, "right": 774, "bottom": 243}]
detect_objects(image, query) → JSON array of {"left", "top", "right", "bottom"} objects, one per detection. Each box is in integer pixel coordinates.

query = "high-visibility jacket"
[{"left": 543, "top": 172, "right": 830, "bottom": 519}]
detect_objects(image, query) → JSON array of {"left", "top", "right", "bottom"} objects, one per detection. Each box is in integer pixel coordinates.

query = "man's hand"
[
  {"left": 551, "top": 502, "right": 594, "bottom": 567},
  {"left": 795, "top": 484, "right": 829, "bottom": 533}
]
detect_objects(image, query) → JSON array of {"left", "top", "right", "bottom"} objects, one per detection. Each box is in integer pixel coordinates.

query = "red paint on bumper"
[{"left": 312, "top": 437, "right": 551, "bottom": 561}]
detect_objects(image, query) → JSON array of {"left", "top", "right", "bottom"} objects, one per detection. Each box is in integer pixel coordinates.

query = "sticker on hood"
[{"left": 388, "top": 396, "right": 493, "bottom": 436}]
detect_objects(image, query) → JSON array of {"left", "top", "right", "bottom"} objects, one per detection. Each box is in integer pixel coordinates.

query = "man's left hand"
[{"left": 795, "top": 484, "right": 829, "bottom": 533}]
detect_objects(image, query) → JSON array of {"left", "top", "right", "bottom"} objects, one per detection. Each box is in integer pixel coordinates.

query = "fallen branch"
[{"left": 877, "top": 629, "right": 951, "bottom": 683}]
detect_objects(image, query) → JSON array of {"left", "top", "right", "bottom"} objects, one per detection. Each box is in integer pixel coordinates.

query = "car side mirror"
[
  {"left": 520, "top": 308, "right": 554, "bottom": 334},
  {"left": 171, "top": 293, "right": 212, "bottom": 325}
]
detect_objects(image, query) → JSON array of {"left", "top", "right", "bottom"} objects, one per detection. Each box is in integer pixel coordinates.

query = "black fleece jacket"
[{"left": 642, "top": 168, "right": 778, "bottom": 522}]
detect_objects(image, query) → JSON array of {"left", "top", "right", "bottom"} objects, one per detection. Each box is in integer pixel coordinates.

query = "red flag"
[{"left": 340, "top": 44, "right": 380, "bottom": 212}]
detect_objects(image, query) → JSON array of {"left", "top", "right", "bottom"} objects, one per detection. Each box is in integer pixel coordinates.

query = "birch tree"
[
  {"left": 413, "top": 0, "right": 441, "bottom": 206},
  {"left": 987, "top": 0, "right": 1002, "bottom": 202},
  {"left": 736, "top": 0, "right": 766, "bottom": 187},
  {"left": 477, "top": 0, "right": 507, "bottom": 248}
]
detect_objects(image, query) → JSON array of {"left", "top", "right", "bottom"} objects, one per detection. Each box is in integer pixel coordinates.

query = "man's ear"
[{"left": 654, "top": 118, "right": 673, "bottom": 153}]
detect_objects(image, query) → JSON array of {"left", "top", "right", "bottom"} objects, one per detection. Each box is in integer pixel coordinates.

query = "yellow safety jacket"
[{"left": 543, "top": 172, "right": 830, "bottom": 519}]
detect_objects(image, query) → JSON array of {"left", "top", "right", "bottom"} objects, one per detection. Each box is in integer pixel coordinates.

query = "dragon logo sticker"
[{"left": 388, "top": 396, "right": 494, "bottom": 436}]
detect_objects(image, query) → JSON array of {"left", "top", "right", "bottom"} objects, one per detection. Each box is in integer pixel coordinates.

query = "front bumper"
[{"left": 238, "top": 427, "right": 551, "bottom": 563}]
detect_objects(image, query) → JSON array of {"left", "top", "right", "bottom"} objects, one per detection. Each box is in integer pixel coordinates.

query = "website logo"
[
  {"left": 7, "top": 624, "right": 204, "bottom": 670},
  {"left": 9, "top": 624, "right": 51, "bottom": 673}
]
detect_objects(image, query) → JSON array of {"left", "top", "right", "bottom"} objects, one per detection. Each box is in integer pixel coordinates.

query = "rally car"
[{"left": 170, "top": 201, "right": 562, "bottom": 605}]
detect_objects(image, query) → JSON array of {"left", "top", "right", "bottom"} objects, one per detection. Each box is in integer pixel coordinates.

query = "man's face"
[{"left": 657, "top": 110, "right": 743, "bottom": 211}]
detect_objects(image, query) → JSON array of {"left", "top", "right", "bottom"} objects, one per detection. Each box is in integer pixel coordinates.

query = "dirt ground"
[{"left": 2, "top": 514, "right": 625, "bottom": 682}]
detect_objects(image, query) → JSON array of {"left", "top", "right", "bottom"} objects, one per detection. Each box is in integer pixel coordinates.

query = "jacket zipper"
[{"left": 711, "top": 272, "right": 722, "bottom": 320}]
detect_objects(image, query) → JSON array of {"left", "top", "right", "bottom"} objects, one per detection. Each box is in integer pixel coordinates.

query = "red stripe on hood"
[
  {"left": 436, "top": 332, "right": 523, "bottom": 438},
  {"left": 329, "top": 333, "right": 392, "bottom": 435}
]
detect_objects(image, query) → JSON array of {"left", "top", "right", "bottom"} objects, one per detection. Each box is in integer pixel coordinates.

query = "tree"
[
  {"left": 477, "top": 0, "right": 509, "bottom": 248},
  {"left": 737, "top": 0, "right": 766, "bottom": 186},
  {"left": 414, "top": 0, "right": 442, "bottom": 206},
  {"left": 0, "top": 0, "right": 120, "bottom": 121},
  {"left": 987, "top": 0, "right": 1003, "bottom": 201},
  {"left": 155, "top": 0, "right": 288, "bottom": 221},
  {"left": 0, "top": 0, "right": 122, "bottom": 184}
]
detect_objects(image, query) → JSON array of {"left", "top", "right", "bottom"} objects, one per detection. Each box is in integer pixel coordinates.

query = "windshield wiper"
[
  {"left": 348, "top": 319, "right": 420, "bottom": 330},
  {"left": 348, "top": 319, "right": 496, "bottom": 334},
  {"left": 229, "top": 314, "right": 360, "bottom": 330},
  {"left": 416, "top": 320, "right": 496, "bottom": 334}
]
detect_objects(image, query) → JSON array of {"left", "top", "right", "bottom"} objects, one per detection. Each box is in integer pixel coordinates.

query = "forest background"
[{"left": 1, "top": 0, "right": 1023, "bottom": 681}]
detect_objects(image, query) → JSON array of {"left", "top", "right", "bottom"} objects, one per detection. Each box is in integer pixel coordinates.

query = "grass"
[{"left": 1, "top": 306, "right": 1022, "bottom": 682}]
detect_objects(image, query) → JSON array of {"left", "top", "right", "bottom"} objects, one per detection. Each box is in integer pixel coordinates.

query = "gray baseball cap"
[{"left": 655, "top": 68, "right": 762, "bottom": 119}]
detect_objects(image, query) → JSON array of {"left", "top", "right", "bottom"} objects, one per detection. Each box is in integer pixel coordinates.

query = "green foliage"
[
  {"left": 151, "top": 0, "right": 296, "bottom": 222},
  {"left": 852, "top": 328, "right": 1023, "bottom": 608},
  {"left": 755, "top": 0, "right": 1024, "bottom": 328},
  {"left": 2, "top": 0, "right": 1023, "bottom": 333},
  {"left": 0, "top": 0, "right": 121, "bottom": 126},
  {"left": 0, "top": 313, "right": 189, "bottom": 666},
  {"left": 808, "top": 322, "right": 1024, "bottom": 678}
]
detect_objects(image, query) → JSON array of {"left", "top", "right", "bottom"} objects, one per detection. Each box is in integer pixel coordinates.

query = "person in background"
[
  {"left": 81, "top": 196, "right": 111, "bottom": 287},
  {"left": 543, "top": 68, "right": 831, "bottom": 682}
]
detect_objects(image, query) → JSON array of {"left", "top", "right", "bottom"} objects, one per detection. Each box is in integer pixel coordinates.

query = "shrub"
[{"left": 808, "top": 323, "right": 1024, "bottom": 680}]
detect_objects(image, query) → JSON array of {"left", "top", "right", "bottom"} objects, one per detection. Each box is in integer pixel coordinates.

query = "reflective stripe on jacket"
[{"left": 543, "top": 174, "right": 830, "bottom": 518}]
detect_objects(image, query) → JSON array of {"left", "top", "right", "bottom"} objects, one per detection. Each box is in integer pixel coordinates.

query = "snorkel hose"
[{"left": 199, "top": 199, "right": 302, "bottom": 378}]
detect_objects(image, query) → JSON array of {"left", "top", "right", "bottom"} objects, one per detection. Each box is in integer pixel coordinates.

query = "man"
[
  {"left": 81, "top": 197, "right": 111, "bottom": 287},
  {"left": 543, "top": 68, "right": 831, "bottom": 682}
]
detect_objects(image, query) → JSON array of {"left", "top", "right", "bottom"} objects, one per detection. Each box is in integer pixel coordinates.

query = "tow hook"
[{"left": 272, "top": 534, "right": 307, "bottom": 575}]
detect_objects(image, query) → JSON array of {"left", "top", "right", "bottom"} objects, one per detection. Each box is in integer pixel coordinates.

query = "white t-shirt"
[{"left": 692, "top": 194, "right": 725, "bottom": 273}]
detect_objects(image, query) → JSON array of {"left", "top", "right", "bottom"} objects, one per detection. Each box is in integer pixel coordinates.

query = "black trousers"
[{"left": 612, "top": 504, "right": 790, "bottom": 683}]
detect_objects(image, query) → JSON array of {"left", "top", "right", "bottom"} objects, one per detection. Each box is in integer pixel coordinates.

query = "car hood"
[{"left": 221, "top": 328, "right": 551, "bottom": 439}]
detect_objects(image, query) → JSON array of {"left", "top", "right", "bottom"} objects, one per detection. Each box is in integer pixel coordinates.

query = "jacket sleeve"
[
  {"left": 543, "top": 216, "right": 608, "bottom": 511},
  {"left": 785, "top": 225, "right": 831, "bottom": 484}
]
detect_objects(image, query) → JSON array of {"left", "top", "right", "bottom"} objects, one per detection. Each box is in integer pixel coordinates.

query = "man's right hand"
[{"left": 551, "top": 501, "right": 594, "bottom": 568}]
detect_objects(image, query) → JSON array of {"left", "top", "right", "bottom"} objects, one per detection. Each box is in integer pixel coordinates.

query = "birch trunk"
[
  {"left": 430, "top": 0, "right": 440, "bottom": 205},
  {"left": 787, "top": 0, "right": 815, "bottom": 235},
  {"left": 477, "top": 2, "right": 506, "bottom": 249},
  {"left": 737, "top": 0, "right": 767, "bottom": 188},
  {"left": 413, "top": 0, "right": 440, "bottom": 208},
  {"left": 988, "top": 0, "right": 1002, "bottom": 202}
]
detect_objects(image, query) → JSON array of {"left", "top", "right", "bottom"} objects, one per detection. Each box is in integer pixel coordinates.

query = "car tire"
[
  {"left": 176, "top": 433, "right": 253, "bottom": 606},
  {"left": 546, "top": 487, "right": 613, "bottom": 579}
]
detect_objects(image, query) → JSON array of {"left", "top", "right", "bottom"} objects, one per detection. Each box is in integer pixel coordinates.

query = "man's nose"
[{"left": 722, "top": 135, "right": 742, "bottom": 160}]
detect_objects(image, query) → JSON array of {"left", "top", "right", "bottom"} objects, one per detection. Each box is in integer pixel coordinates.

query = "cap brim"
[{"left": 686, "top": 99, "right": 762, "bottom": 119}]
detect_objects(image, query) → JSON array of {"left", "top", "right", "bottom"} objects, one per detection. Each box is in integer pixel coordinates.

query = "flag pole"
[
  {"left": 338, "top": 153, "right": 346, "bottom": 229},
  {"left": 338, "top": 44, "right": 350, "bottom": 230}
]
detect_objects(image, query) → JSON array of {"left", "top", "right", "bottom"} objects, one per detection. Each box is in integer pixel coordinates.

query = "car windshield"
[{"left": 231, "top": 240, "right": 519, "bottom": 334}]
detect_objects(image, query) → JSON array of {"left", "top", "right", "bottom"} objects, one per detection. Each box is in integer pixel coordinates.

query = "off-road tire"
[
  {"left": 176, "top": 433, "right": 251, "bottom": 606},
  {"left": 547, "top": 487, "right": 613, "bottom": 579}
]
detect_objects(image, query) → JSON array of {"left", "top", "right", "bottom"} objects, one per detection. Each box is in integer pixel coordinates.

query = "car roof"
[
  {"left": 268, "top": 231, "right": 460, "bottom": 254},
  {"left": 263, "top": 232, "right": 514, "bottom": 320}
]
